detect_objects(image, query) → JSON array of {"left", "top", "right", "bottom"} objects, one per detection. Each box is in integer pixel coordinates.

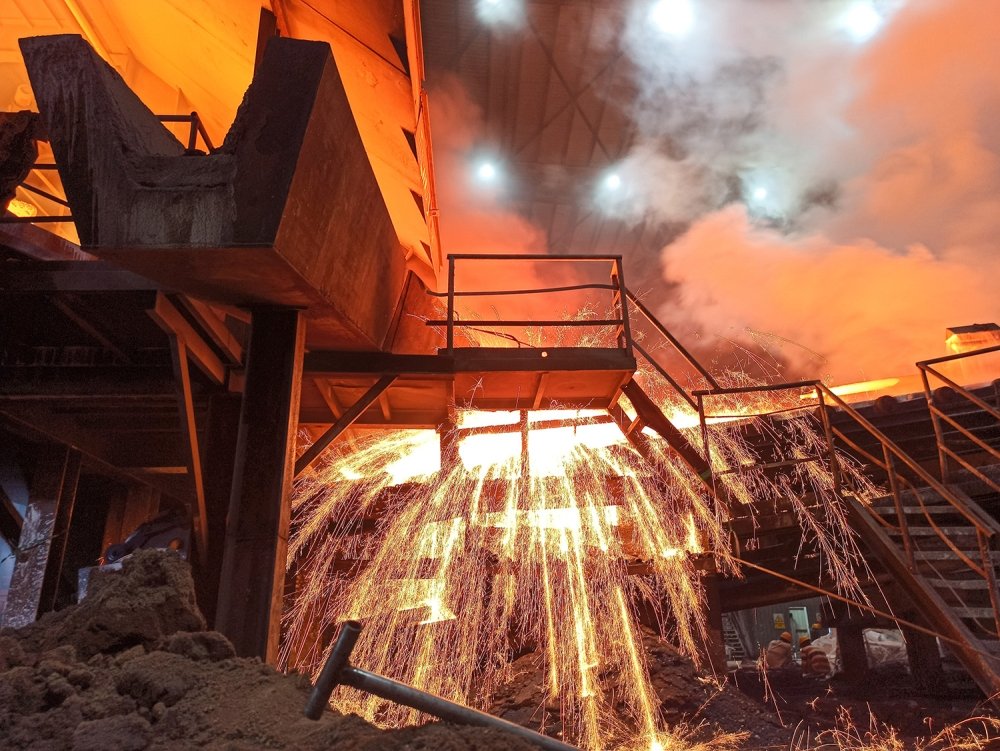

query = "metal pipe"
[
  {"left": 305, "top": 621, "right": 579, "bottom": 750},
  {"left": 446, "top": 256, "right": 455, "bottom": 352},
  {"left": 304, "top": 620, "right": 362, "bottom": 719},
  {"left": 342, "top": 666, "right": 577, "bottom": 751},
  {"left": 427, "top": 319, "right": 623, "bottom": 328}
]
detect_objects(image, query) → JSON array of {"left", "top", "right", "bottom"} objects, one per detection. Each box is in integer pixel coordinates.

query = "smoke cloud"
[{"left": 613, "top": 0, "right": 1000, "bottom": 381}]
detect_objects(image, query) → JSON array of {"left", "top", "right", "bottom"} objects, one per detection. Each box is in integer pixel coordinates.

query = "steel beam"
[
  {"left": 294, "top": 376, "right": 396, "bottom": 478},
  {"left": 215, "top": 308, "right": 304, "bottom": 662},
  {"left": 2, "top": 445, "right": 80, "bottom": 628}
]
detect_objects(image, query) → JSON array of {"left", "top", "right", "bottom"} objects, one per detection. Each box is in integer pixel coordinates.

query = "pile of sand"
[{"left": 0, "top": 551, "right": 538, "bottom": 751}]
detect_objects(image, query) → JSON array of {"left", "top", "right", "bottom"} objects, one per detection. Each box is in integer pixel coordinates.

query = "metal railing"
[
  {"left": 2, "top": 111, "right": 214, "bottom": 227},
  {"left": 156, "top": 111, "right": 216, "bottom": 153},
  {"left": 431, "top": 254, "right": 633, "bottom": 355},
  {"left": 602, "top": 289, "right": 1000, "bottom": 639},
  {"left": 624, "top": 289, "right": 718, "bottom": 410},
  {"left": 686, "top": 374, "right": 1000, "bottom": 637},
  {"left": 692, "top": 380, "right": 835, "bottom": 485},
  {"left": 918, "top": 344, "right": 1000, "bottom": 492},
  {"left": 818, "top": 381, "right": 1000, "bottom": 638}
]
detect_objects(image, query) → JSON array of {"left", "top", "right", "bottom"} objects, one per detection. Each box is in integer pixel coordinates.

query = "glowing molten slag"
[{"left": 284, "top": 399, "right": 873, "bottom": 750}]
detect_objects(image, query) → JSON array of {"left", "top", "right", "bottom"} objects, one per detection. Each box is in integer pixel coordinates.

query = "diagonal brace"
[{"left": 295, "top": 376, "right": 396, "bottom": 477}]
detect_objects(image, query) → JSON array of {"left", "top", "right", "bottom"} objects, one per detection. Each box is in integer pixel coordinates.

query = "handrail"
[
  {"left": 632, "top": 341, "right": 697, "bottom": 410},
  {"left": 2, "top": 111, "right": 213, "bottom": 229},
  {"left": 624, "top": 289, "right": 720, "bottom": 389},
  {"left": 692, "top": 380, "right": 818, "bottom": 398},
  {"left": 918, "top": 343, "right": 1000, "bottom": 368},
  {"left": 917, "top": 345, "right": 1000, "bottom": 489},
  {"left": 690, "top": 375, "right": 1000, "bottom": 636},
  {"left": 694, "top": 380, "right": 827, "bottom": 485},
  {"left": 156, "top": 111, "right": 215, "bottom": 152},
  {"left": 818, "top": 383, "right": 1000, "bottom": 538},
  {"left": 442, "top": 254, "right": 631, "bottom": 355},
  {"left": 819, "top": 381, "right": 1000, "bottom": 635}
]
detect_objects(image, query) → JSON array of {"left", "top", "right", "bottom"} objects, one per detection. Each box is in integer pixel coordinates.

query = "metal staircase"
[{"left": 614, "top": 288, "right": 1000, "bottom": 699}]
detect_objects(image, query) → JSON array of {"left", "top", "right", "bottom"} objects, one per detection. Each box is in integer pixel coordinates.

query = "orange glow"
[
  {"left": 6, "top": 198, "right": 37, "bottom": 218},
  {"left": 284, "top": 392, "right": 878, "bottom": 749},
  {"left": 799, "top": 377, "right": 900, "bottom": 400}
]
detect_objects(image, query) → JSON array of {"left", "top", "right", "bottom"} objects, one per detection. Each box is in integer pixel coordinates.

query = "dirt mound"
[
  {"left": 2, "top": 548, "right": 205, "bottom": 661},
  {"left": 489, "top": 629, "right": 791, "bottom": 749},
  {"left": 0, "top": 551, "right": 538, "bottom": 751}
]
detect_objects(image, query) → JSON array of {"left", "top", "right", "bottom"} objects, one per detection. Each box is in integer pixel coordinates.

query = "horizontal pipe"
[
  {"left": 426, "top": 319, "right": 622, "bottom": 328},
  {"left": 917, "top": 343, "right": 1000, "bottom": 367},
  {"left": 455, "top": 414, "right": 615, "bottom": 438},
  {"left": 427, "top": 283, "right": 617, "bottom": 298},
  {"left": 692, "top": 379, "right": 819, "bottom": 397},
  {"left": 447, "top": 253, "right": 619, "bottom": 262},
  {"left": 0, "top": 216, "right": 74, "bottom": 223}
]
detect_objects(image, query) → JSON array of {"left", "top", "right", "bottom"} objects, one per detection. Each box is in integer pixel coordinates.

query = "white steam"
[{"left": 609, "top": 0, "right": 1000, "bottom": 381}]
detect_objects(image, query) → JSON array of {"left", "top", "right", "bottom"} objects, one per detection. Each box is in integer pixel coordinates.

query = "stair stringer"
[{"left": 845, "top": 494, "right": 1000, "bottom": 699}]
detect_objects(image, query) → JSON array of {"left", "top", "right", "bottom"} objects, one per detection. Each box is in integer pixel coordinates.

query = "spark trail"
[{"left": 282, "top": 385, "right": 878, "bottom": 750}]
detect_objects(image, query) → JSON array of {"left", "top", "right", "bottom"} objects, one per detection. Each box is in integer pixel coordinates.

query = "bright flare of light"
[
  {"left": 475, "top": 0, "right": 523, "bottom": 27},
  {"left": 604, "top": 173, "right": 622, "bottom": 191},
  {"left": 841, "top": 1, "right": 883, "bottom": 42},
  {"left": 7, "top": 198, "right": 37, "bottom": 217},
  {"left": 476, "top": 160, "right": 498, "bottom": 182},
  {"left": 649, "top": 0, "right": 694, "bottom": 38},
  {"left": 751, "top": 186, "right": 768, "bottom": 202},
  {"left": 799, "top": 377, "right": 901, "bottom": 400}
]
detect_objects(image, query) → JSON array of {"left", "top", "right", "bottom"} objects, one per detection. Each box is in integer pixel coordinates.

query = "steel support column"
[
  {"left": 215, "top": 308, "right": 304, "bottom": 661},
  {"left": 2, "top": 445, "right": 80, "bottom": 628},
  {"left": 197, "top": 393, "right": 242, "bottom": 627}
]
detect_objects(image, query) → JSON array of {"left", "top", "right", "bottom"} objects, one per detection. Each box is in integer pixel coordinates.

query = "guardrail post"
[
  {"left": 816, "top": 386, "right": 843, "bottom": 495},
  {"left": 919, "top": 366, "right": 953, "bottom": 484},
  {"left": 187, "top": 111, "right": 199, "bottom": 151},
  {"left": 446, "top": 255, "right": 456, "bottom": 353},
  {"left": 884, "top": 447, "right": 916, "bottom": 571},
  {"left": 696, "top": 393, "right": 714, "bottom": 483},
  {"left": 612, "top": 257, "right": 632, "bottom": 356}
]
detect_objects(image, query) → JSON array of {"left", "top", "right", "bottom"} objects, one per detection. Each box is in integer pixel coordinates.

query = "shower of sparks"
[
  {"left": 281, "top": 303, "right": 881, "bottom": 750},
  {"left": 282, "top": 400, "right": 878, "bottom": 748}
]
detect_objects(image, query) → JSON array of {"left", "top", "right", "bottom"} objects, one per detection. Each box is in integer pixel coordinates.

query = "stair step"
[
  {"left": 888, "top": 526, "right": 976, "bottom": 536},
  {"left": 926, "top": 578, "right": 994, "bottom": 590},
  {"left": 874, "top": 505, "right": 959, "bottom": 515},
  {"left": 913, "top": 550, "right": 1000, "bottom": 561},
  {"left": 951, "top": 607, "right": 998, "bottom": 619}
]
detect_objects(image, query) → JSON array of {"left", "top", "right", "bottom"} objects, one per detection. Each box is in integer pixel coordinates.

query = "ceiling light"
[
  {"left": 476, "top": 0, "right": 522, "bottom": 27},
  {"left": 841, "top": 1, "right": 882, "bottom": 42},
  {"left": 604, "top": 173, "right": 622, "bottom": 191},
  {"left": 650, "top": 0, "right": 695, "bottom": 38},
  {"left": 475, "top": 160, "right": 499, "bottom": 183}
]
